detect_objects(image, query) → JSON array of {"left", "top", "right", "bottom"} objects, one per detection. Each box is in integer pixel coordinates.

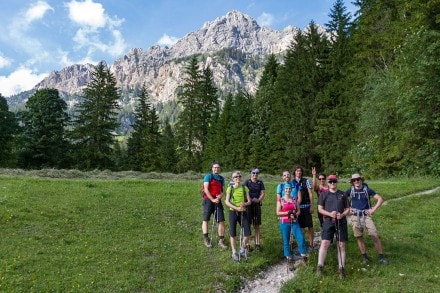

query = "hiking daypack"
[
  {"left": 296, "top": 178, "right": 311, "bottom": 205},
  {"left": 201, "top": 173, "right": 224, "bottom": 198},
  {"left": 229, "top": 183, "right": 248, "bottom": 203},
  {"left": 349, "top": 184, "right": 371, "bottom": 209}
]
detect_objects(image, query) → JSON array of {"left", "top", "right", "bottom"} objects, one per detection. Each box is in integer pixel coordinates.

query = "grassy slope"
[{"left": 0, "top": 176, "right": 439, "bottom": 292}]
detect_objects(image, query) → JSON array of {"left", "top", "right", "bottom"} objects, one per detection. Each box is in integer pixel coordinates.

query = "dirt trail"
[{"left": 239, "top": 186, "right": 440, "bottom": 293}]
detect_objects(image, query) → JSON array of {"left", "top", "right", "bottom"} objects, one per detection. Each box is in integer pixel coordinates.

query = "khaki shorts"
[{"left": 349, "top": 215, "right": 378, "bottom": 237}]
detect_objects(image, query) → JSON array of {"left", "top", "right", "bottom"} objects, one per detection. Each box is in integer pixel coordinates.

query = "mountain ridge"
[{"left": 29, "top": 10, "right": 300, "bottom": 104}]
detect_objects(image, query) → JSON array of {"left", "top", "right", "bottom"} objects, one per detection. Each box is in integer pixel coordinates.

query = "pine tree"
[
  {"left": 127, "top": 85, "right": 162, "bottom": 172},
  {"left": 160, "top": 118, "right": 177, "bottom": 173},
  {"left": 0, "top": 94, "right": 19, "bottom": 167},
  {"left": 71, "top": 61, "right": 121, "bottom": 170},
  {"left": 19, "top": 88, "right": 70, "bottom": 168},
  {"left": 249, "top": 54, "right": 279, "bottom": 172},
  {"left": 175, "top": 56, "right": 219, "bottom": 172}
]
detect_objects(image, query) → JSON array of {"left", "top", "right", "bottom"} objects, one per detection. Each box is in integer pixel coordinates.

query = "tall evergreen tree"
[
  {"left": 18, "top": 88, "right": 69, "bottom": 168},
  {"left": 127, "top": 85, "right": 162, "bottom": 172},
  {"left": 160, "top": 117, "right": 177, "bottom": 173},
  {"left": 227, "top": 90, "right": 253, "bottom": 170},
  {"left": 0, "top": 94, "right": 19, "bottom": 167},
  {"left": 71, "top": 61, "right": 121, "bottom": 170},
  {"left": 175, "top": 56, "right": 219, "bottom": 172},
  {"left": 249, "top": 54, "right": 279, "bottom": 171},
  {"left": 314, "top": 0, "right": 355, "bottom": 172},
  {"left": 269, "top": 23, "right": 329, "bottom": 172}
]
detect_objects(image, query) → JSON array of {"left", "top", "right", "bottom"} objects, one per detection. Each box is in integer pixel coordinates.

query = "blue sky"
[{"left": 0, "top": 0, "right": 356, "bottom": 97}]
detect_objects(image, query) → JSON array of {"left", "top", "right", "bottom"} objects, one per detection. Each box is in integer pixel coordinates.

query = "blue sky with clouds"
[{"left": 0, "top": 0, "right": 356, "bottom": 97}]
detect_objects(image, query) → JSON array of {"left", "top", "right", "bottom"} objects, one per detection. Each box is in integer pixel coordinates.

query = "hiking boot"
[
  {"left": 379, "top": 258, "right": 389, "bottom": 265},
  {"left": 338, "top": 267, "right": 346, "bottom": 280},
  {"left": 246, "top": 244, "right": 254, "bottom": 252},
  {"left": 293, "top": 252, "right": 302, "bottom": 261},
  {"left": 204, "top": 237, "right": 212, "bottom": 248},
  {"left": 232, "top": 252, "right": 239, "bottom": 262},
  {"left": 239, "top": 248, "right": 249, "bottom": 259},
  {"left": 362, "top": 256, "right": 370, "bottom": 265},
  {"left": 316, "top": 265, "right": 323, "bottom": 277},
  {"left": 287, "top": 257, "right": 295, "bottom": 272},
  {"left": 218, "top": 239, "right": 227, "bottom": 249},
  {"left": 255, "top": 244, "right": 261, "bottom": 252}
]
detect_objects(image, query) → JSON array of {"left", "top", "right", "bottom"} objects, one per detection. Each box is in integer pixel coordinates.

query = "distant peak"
[{"left": 202, "top": 9, "right": 259, "bottom": 30}]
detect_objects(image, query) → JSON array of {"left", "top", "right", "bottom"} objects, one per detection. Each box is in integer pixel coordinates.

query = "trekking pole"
[
  {"left": 241, "top": 211, "right": 247, "bottom": 260},
  {"left": 211, "top": 204, "right": 218, "bottom": 248},
  {"left": 288, "top": 215, "right": 294, "bottom": 272},
  {"left": 336, "top": 217, "right": 343, "bottom": 269},
  {"left": 238, "top": 211, "right": 243, "bottom": 261}
]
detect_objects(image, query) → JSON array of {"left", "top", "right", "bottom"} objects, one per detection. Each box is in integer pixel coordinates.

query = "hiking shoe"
[
  {"left": 287, "top": 257, "right": 295, "bottom": 272},
  {"left": 338, "top": 267, "right": 346, "bottom": 280},
  {"left": 246, "top": 244, "right": 254, "bottom": 252},
  {"left": 316, "top": 265, "right": 323, "bottom": 277},
  {"left": 232, "top": 252, "right": 239, "bottom": 262},
  {"left": 379, "top": 258, "right": 389, "bottom": 265},
  {"left": 362, "top": 257, "right": 370, "bottom": 265},
  {"left": 255, "top": 244, "right": 261, "bottom": 252},
  {"left": 239, "top": 248, "right": 249, "bottom": 259},
  {"left": 204, "top": 237, "right": 212, "bottom": 248},
  {"left": 218, "top": 239, "right": 227, "bottom": 249},
  {"left": 293, "top": 252, "right": 302, "bottom": 261}
]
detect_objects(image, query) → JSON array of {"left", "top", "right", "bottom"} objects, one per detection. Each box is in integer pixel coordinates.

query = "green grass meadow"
[{"left": 0, "top": 175, "right": 439, "bottom": 292}]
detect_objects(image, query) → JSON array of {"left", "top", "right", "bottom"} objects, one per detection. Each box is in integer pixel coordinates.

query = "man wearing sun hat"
[{"left": 345, "top": 173, "right": 388, "bottom": 265}]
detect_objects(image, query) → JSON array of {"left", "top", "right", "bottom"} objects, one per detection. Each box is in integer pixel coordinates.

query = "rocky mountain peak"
[{"left": 33, "top": 10, "right": 301, "bottom": 104}]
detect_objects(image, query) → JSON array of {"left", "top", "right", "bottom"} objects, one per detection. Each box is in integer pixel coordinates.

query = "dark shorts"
[
  {"left": 228, "top": 210, "right": 251, "bottom": 237},
  {"left": 321, "top": 218, "right": 348, "bottom": 242},
  {"left": 202, "top": 199, "right": 225, "bottom": 222},
  {"left": 247, "top": 203, "right": 262, "bottom": 225},
  {"left": 298, "top": 207, "right": 313, "bottom": 228}
]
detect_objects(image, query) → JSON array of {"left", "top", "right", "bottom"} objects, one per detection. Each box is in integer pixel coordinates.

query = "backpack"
[
  {"left": 297, "top": 178, "right": 310, "bottom": 204},
  {"left": 349, "top": 184, "right": 371, "bottom": 209},
  {"left": 201, "top": 173, "right": 224, "bottom": 198},
  {"left": 229, "top": 182, "right": 247, "bottom": 203}
]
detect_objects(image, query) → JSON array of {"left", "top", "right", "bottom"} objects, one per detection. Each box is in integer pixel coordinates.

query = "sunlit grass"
[{"left": 0, "top": 175, "right": 438, "bottom": 292}]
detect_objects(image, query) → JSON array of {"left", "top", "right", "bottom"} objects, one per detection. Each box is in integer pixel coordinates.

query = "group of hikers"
[{"left": 201, "top": 162, "right": 388, "bottom": 279}]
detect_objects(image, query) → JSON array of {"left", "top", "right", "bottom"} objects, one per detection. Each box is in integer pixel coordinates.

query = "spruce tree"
[
  {"left": 127, "top": 85, "right": 162, "bottom": 172},
  {"left": 249, "top": 54, "right": 279, "bottom": 172},
  {"left": 71, "top": 61, "right": 121, "bottom": 170},
  {"left": 175, "top": 56, "right": 219, "bottom": 172},
  {"left": 0, "top": 94, "right": 19, "bottom": 167},
  {"left": 19, "top": 88, "right": 69, "bottom": 168}
]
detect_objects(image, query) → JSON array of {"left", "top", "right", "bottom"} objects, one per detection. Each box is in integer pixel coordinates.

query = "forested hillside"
[{"left": 0, "top": 0, "right": 438, "bottom": 176}]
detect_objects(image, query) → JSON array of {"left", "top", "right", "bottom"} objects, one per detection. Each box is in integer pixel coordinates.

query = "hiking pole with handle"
[
  {"left": 238, "top": 211, "right": 243, "bottom": 261},
  {"left": 211, "top": 204, "right": 218, "bottom": 248},
  {"left": 287, "top": 209, "right": 296, "bottom": 272},
  {"left": 335, "top": 216, "right": 343, "bottom": 271}
]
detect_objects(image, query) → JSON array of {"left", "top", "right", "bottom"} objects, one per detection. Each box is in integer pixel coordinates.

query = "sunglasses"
[
  {"left": 328, "top": 180, "right": 338, "bottom": 184},
  {"left": 318, "top": 178, "right": 325, "bottom": 180},
  {"left": 351, "top": 178, "right": 361, "bottom": 182},
  {"left": 252, "top": 172, "right": 259, "bottom": 175},
  {"left": 233, "top": 175, "right": 242, "bottom": 179},
  {"left": 283, "top": 174, "right": 290, "bottom": 177}
]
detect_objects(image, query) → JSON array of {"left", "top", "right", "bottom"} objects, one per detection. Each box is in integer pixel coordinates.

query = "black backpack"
[{"left": 297, "top": 178, "right": 310, "bottom": 205}]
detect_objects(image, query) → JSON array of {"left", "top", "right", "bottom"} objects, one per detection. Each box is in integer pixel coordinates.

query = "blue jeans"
[{"left": 279, "top": 221, "right": 307, "bottom": 257}]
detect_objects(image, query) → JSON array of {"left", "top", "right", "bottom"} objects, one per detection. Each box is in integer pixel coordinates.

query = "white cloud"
[
  {"left": 25, "top": 1, "right": 54, "bottom": 24},
  {"left": 0, "top": 54, "right": 12, "bottom": 68},
  {"left": 257, "top": 12, "right": 274, "bottom": 27},
  {"left": 0, "top": 68, "right": 48, "bottom": 97},
  {"left": 157, "top": 34, "right": 179, "bottom": 47},
  {"left": 66, "top": 0, "right": 127, "bottom": 57},
  {"left": 66, "top": 0, "right": 106, "bottom": 28}
]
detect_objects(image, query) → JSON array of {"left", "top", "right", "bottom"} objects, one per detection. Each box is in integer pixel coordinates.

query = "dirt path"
[{"left": 239, "top": 186, "right": 440, "bottom": 293}]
